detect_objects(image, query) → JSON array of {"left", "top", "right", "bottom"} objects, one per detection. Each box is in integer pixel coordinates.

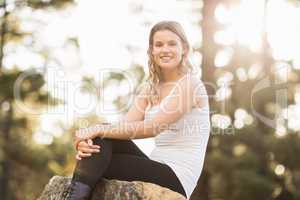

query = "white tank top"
[{"left": 144, "top": 79, "right": 210, "bottom": 199}]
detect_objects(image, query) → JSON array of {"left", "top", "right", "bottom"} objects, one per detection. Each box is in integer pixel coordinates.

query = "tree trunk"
[
  {"left": 0, "top": 0, "right": 11, "bottom": 199},
  {"left": 0, "top": 105, "right": 13, "bottom": 200},
  {"left": 0, "top": 0, "right": 8, "bottom": 70},
  {"left": 193, "top": 0, "right": 221, "bottom": 199}
]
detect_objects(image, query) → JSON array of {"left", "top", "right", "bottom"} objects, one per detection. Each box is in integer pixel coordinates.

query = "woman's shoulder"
[
  {"left": 136, "top": 81, "right": 151, "bottom": 95},
  {"left": 178, "top": 72, "right": 205, "bottom": 90}
]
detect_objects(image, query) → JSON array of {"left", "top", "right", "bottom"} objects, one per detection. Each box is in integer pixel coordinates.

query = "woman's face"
[{"left": 151, "top": 30, "right": 186, "bottom": 71}]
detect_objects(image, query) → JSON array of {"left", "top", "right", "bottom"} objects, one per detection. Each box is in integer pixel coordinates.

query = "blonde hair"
[{"left": 146, "top": 21, "right": 194, "bottom": 106}]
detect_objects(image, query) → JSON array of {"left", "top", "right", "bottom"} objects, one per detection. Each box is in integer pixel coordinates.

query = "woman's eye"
[{"left": 154, "top": 42, "right": 177, "bottom": 47}]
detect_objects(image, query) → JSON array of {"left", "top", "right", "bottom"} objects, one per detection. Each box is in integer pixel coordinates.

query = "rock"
[{"left": 38, "top": 176, "right": 187, "bottom": 200}]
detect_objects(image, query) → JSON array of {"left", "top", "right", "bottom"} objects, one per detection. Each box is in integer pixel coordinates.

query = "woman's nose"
[{"left": 161, "top": 45, "right": 171, "bottom": 52}]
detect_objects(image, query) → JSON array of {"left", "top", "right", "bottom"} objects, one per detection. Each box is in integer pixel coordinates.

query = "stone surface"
[{"left": 37, "top": 176, "right": 187, "bottom": 200}]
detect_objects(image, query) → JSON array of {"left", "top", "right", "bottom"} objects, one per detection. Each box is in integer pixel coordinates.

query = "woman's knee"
[
  {"left": 92, "top": 137, "right": 111, "bottom": 146},
  {"left": 90, "top": 138, "right": 113, "bottom": 157}
]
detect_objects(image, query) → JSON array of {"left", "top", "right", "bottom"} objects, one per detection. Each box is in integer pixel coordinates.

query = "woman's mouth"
[{"left": 160, "top": 56, "right": 172, "bottom": 62}]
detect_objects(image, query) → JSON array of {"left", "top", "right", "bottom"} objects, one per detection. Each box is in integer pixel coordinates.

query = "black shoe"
[{"left": 66, "top": 181, "right": 92, "bottom": 200}]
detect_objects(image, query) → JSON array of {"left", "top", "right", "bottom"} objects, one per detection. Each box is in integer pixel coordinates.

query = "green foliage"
[
  {"left": 0, "top": 69, "right": 59, "bottom": 104},
  {"left": 232, "top": 170, "right": 274, "bottom": 200},
  {"left": 268, "top": 134, "right": 300, "bottom": 170},
  {"left": 0, "top": 0, "right": 75, "bottom": 199},
  {"left": 27, "top": 0, "right": 74, "bottom": 9},
  {"left": 190, "top": 1, "right": 300, "bottom": 200},
  {"left": 0, "top": 0, "right": 74, "bottom": 9}
]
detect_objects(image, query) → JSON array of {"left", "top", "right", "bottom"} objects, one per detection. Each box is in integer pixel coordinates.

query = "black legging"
[{"left": 71, "top": 137, "right": 187, "bottom": 198}]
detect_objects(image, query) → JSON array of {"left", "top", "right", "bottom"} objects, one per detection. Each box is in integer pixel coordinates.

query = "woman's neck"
[{"left": 160, "top": 70, "right": 187, "bottom": 83}]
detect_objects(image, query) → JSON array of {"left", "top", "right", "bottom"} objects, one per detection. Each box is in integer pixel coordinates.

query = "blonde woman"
[{"left": 68, "top": 21, "right": 210, "bottom": 200}]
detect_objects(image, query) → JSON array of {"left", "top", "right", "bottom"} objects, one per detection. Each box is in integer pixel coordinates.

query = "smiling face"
[{"left": 151, "top": 30, "right": 187, "bottom": 71}]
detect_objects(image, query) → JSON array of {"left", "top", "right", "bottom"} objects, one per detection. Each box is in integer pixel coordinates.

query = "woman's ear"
[
  {"left": 182, "top": 44, "right": 189, "bottom": 58},
  {"left": 147, "top": 45, "right": 153, "bottom": 56},
  {"left": 147, "top": 49, "right": 153, "bottom": 57}
]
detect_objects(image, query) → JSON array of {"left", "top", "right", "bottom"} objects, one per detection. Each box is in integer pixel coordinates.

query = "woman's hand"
[
  {"left": 75, "top": 139, "right": 101, "bottom": 160},
  {"left": 73, "top": 123, "right": 111, "bottom": 160},
  {"left": 74, "top": 125, "right": 103, "bottom": 148},
  {"left": 75, "top": 122, "right": 112, "bottom": 141},
  {"left": 75, "top": 126, "right": 100, "bottom": 141}
]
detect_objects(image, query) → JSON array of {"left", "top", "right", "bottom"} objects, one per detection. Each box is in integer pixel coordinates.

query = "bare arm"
[
  {"left": 76, "top": 75, "right": 206, "bottom": 140},
  {"left": 119, "top": 83, "right": 149, "bottom": 123},
  {"left": 73, "top": 84, "right": 149, "bottom": 159},
  {"left": 75, "top": 83, "right": 150, "bottom": 141}
]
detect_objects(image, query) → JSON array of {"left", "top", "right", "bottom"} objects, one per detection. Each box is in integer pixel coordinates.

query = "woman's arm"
[
  {"left": 74, "top": 83, "right": 150, "bottom": 142},
  {"left": 120, "top": 83, "right": 149, "bottom": 123},
  {"left": 76, "top": 75, "right": 205, "bottom": 141},
  {"left": 91, "top": 120, "right": 157, "bottom": 140}
]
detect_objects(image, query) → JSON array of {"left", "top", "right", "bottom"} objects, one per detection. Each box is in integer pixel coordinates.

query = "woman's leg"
[
  {"left": 68, "top": 138, "right": 142, "bottom": 199},
  {"left": 72, "top": 137, "right": 147, "bottom": 186},
  {"left": 105, "top": 138, "right": 149, "bottom": 158},
  {"left": 71, "top": 137, "right": 186, "bottom": 197},
  {"left": 71, "top": 138, "right": 113, "bottom": 187},
  {"left": 103, "top": 153, "right": 187, "bottom": 197}
]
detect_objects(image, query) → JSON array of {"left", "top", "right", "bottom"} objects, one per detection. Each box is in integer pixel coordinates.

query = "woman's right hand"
[{"left": 75, "top": 139, "right": 101, "bottom": 160}]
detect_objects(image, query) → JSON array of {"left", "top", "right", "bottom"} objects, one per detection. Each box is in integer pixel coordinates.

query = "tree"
[
  {"left": 190, "top": 0, "right": 300, "bottom": 200},
  {"left": 0, "top": 0, "right": 74, "bottom": 199}
]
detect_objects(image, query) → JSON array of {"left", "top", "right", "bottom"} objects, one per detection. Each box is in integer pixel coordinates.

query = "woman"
[{"left": 68, "top": 21, "right": 210, "bottom": 200}]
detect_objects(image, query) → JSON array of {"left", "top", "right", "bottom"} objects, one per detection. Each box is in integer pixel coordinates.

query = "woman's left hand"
[
  {"left": 74, "top": 125, "right": 101, "bottom": 148},
  {"left": 74, "top": 122, "right": 112, "bottom": 146},
  {"left": 75, "top": 127, "right": 97, "bottom": 139}
]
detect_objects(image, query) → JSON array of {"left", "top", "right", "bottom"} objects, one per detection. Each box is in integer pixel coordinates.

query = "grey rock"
[{"left": 37, "top": 176, "right": 187, "bottom": 200}]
